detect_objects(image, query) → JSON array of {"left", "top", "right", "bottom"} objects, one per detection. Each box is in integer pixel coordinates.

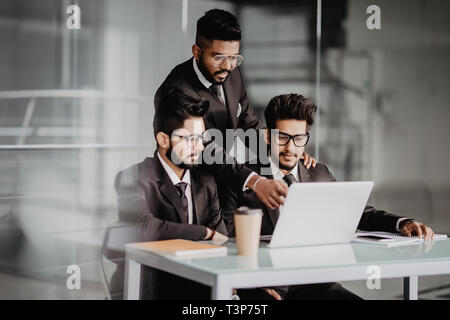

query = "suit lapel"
[
  {"left": 205, "top": 90, "right": 229, "bottom": 131},
  {"left": 152, "top": 154, "right": 188, "bottom": 223},
  {"left": 298, "top": 162, "right": 312, "bottom": 182},
  {"left": 159, "top": 182, "right": 188, "bottom": 224},
  {"left": 223, "top": 77, "right": 238, "bottom": 129},
  {"left": 189, "top": 170, "right": 204, "bottom": 225}
]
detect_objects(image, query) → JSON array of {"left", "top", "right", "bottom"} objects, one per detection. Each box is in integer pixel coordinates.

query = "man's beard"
[
  {"left": 268, "top": 143, "right": 298, "bottom": 171},
  {"left": 278, "top": 150, "right": 299, "bottom": 171},
  {"left": 197, "top": 55, "right": 231, "bottom": 85},
  {"left": 278, "top": 157, "right": 296, "bottom": 171},
  {"left": 166, "top": 146, "right": 196, "bottom": 170}
]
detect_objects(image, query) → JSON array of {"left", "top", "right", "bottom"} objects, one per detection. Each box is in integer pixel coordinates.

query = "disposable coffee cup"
[{"left": 234, "top": 207, "right": 263, "bottom": 256}]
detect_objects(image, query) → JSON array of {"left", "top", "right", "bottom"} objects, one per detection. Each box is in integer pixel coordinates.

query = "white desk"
[{"left": 124, "top": 239, "right": 450, "bottom": 300}]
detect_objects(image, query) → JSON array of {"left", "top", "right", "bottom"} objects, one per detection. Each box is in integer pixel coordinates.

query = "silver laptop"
[{"left": 266, "top": 181, "right": 374, "bottom": 248}]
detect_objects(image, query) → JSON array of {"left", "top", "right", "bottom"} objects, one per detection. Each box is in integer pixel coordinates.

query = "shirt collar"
[
  {"left": 269, "top": 156, "right": 299, "bottom": 182},
  {"left": 193, "top": 58, "right": 213, "bottom": 89},
  {"left": 157, "top": 151, "right": 191, "bottom": 186}
]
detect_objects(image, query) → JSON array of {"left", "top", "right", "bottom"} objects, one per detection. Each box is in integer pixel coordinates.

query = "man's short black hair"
[
  {"left": 196, "top": 9, "right": 241, "bottom": 44},
  {"left": 264, "top": 94, "right": 317, "bottom": 131},
  {"left": 153, "top": 89, "right": 209, "bottom": 138}
]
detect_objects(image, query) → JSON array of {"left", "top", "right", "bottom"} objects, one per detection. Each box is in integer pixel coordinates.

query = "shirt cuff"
[
  {"left": 242, "top": 172, "right": 257, "bottom": 192},
  {"left": 396, "top": 218, "right": 410, "bottom": 232}
]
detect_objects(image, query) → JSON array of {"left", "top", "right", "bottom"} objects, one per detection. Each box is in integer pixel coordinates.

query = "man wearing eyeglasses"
[
  {"left": 155, "top": 9, "right": 316, "bottom": 215},
  {"left": 113, "top": 90, "right": 228, "bottom": 299},
  {"left": 223, "top": 93, "right": 434, "bottom": 300}
]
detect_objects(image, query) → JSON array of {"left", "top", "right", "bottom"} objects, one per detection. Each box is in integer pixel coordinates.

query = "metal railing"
[{"left": 0, "top": 89, "right": 153, "bottom": 150}]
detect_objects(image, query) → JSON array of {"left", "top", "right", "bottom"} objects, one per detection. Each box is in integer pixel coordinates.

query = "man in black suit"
[
  {"left": 111, "top": 90, "right": 227, "bottom": 299},
  {"left": 224, "top": 93, "right": 434, "bottom": 300},
  {"left": 155, "top": 9, "right": 316, "bottom": 214}
]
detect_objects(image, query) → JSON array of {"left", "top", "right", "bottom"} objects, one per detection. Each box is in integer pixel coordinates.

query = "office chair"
[{"left": 100, "top": 220, "right": 140, "bottom": 300}]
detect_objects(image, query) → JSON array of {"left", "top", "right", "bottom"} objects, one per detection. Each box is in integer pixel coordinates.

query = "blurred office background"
[{"left": 0, "top": 0, "right": 449, "bottom": 299}]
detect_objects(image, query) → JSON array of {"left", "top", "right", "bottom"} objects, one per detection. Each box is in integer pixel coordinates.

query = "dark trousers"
[
  {"left": 110, "top": 265, "right": 211, "bottom": 300},
  {"left": 140, "top": 268, "right": 211, "bottom": 300},
  {"left": 238, "top": 283, "right": 362, "bottom": 300}
]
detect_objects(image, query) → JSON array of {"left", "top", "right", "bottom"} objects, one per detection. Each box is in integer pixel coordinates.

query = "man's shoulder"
[
  {"left": 121, "top": 156, "right": 156, "bottom": 173},
  {"left": 308, "top": 162, "right": 330, "bottom": 173},
  {"left": 116, "top": 157, "right": 158, "bottom": 187},
  {"left": 159, "top": 58, "right": 194, "bottom": 87},
  {"left": 155, "top": 58, "right": 199, "bottom": 104},
  {"left": 302, "top": 162, "right": 334, "bottom": 182}
]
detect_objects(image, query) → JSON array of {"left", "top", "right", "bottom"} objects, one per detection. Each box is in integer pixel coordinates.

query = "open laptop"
[{"left": 265, "top": 181, "right": 374, "bottom": 248}]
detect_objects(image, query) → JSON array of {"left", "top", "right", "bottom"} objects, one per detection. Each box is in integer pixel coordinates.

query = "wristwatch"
[{"left": 399, "top": 218, "right": 415, "bottom": 229}]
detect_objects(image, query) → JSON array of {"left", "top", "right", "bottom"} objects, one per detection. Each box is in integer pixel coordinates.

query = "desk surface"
[{"left": 126, "top": 239, "right": 450, "bottom": 276}]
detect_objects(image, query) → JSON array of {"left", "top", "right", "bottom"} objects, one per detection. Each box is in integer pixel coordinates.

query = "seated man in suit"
[
  {"left": 111, "top": 89, "right": 227, "bottom": 299},
  {"left": 223, "top": 93, "right": 434, "bottom": 300}
]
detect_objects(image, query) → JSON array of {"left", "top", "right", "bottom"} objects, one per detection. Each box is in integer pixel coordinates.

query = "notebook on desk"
[
  {"left": 352, "top": 230, "right": 448, "bottom": 247},
  {"left": 129, "top": 239, "right": 227, "bottom": 258}
]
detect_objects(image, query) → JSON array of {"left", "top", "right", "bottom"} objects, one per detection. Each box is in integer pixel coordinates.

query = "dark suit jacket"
[
  {"left": 110, "top": 152, "right": 227, "bottom": 299},
  {"left": 155, "top": 57, "right": 261, "bottom": 135},
  {"left": 116, "top": 152, "right": 227, "bottom": 239},
  {"left": 154, "top": 58, "right": 261, "bottom": 191},
  {"left": 222, "top": 161, "right": 406, "bottom": 237}
]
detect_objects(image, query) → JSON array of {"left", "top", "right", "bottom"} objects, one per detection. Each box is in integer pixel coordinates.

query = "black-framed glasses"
[
  {"left": 272, "top": 131, "right": 310, "bottom": 147},
  {"left": 172, "top": 132, "right": 208, "bottom": 146}
]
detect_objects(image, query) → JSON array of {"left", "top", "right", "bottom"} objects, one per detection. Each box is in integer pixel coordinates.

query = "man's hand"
[
  {"left": 300, "top": 151, "right": 317, "bottom": 169},
  {"left": 400, "top": 220, "right": 435, "bottom": 240},
  {"left": 261, "top": 288, "right": 282, "bottom": 300},
  {"left": 211, "top": 231, "right": 228, "bottom": 244},
  {"left": 252, "top": 178, "right": 288, "bottom": 210}
]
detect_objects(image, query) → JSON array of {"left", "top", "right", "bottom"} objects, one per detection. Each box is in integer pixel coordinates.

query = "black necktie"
[
  {"left": 210, "top": 85, "right": 225, "bottom": 104},
  {"left": 283, "top": 174, "right": 296, "bottom": 187},
  {"left": 175, "top": 182, "right": 189, "bottom": 220}
]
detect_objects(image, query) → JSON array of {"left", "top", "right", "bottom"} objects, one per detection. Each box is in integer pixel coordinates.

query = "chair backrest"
[
  {"left": 100, "top": 221, "right": 141, "bottom": 299},
  {"left": 102, "top": 221, "right": 141, "bottom": 263}
]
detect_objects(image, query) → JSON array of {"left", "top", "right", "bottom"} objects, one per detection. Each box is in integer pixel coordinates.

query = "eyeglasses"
[
  {"left": 272, "top": 131, "right": 310, "bottom": 147},
  {"left": 211, "top": 54, "right": 244, "bottom": 67},
  {"left": 172, "top": 132, "right": 208, "bottom": 146}
]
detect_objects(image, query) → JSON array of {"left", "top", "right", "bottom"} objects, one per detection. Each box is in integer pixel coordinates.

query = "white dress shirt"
[
  {"left": 157, "top": 152, "right": 193, "bottom": 224},
  {"left": 192, "top": 58, "right": 227, "bottom": 105},
  {"left": 269, "top": 157, "right": 300, "bottom": 183}
]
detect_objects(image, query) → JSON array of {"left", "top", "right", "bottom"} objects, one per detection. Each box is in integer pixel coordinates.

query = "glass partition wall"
[{"left": 0, "top": 0, "right": 449, "bottom": 299}]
